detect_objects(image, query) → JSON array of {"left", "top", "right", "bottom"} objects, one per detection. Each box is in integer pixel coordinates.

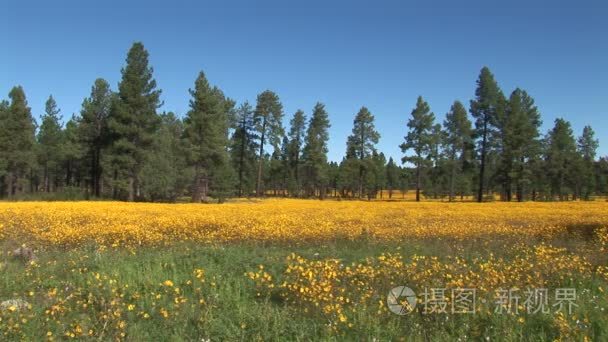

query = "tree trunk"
[
  {"left": 294, "top": 154, "right": 299, "bottom": 196},
  {"left": 6, "top": 172, "right": 13, "bottom": 199},
  {"left": 238, "top": 124, "right": 246, "bottom": 197},
  {"left": 517, "top": 158, "right": 524, "bottom": 202},
  {"left": 559, "top": 170, "right": 564, "bottom": 201},
  {"left": 358, "top": 165, "right": 363, "bottom": 199},
  {"left": 14, "top": 172, "right": 21, "bottom": 196},
  {"left": 43, "top": 163, "right": 49, "bottom": 193},
  {"left": 238, "top": 150, "right": 244, "bottom": 197},
  {"left": 114, "top": 169, "right": 120, "bottom": 199},
  {"left": 91, "top": 153, "right": 96, "bottom": 196},
  {"left": 202, "top": 176, "right": 208, "bottom": 202},
  {"left": 127, "top": 175, "right": 135, "bottom": 202},
  {"left": 477, "top": 120, "right": 488, "bottom": 202},
  {"left": 415, "top": 161, "right": 421, "bottom": 202},
  {"left": 135, "top": 176, "right": 141, "bottom": 199},
  {"left": 256, "top": 120, "right": 266, "bottom": 197},
  {"left": 94, "top": 146, "right": 102, "bottom": 197},
  {"left": 516, "top": 181, "right": 523, "bottom": 202},
  {"left": 449, "top": 160, "right": 456, "bottom": 202},
  {"left": 32, "top": 168, "right": 38, "bottom": 193},
  {"left": 192, "top": 166, "right": 202, "bottom": 203},
  {"left": 66, "top": 160, "right": 73, "bottom": 187}
]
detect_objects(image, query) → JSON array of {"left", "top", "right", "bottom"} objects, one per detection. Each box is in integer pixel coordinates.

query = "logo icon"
[{"left": 387, "top": 286, "right": 417, "bottom": 315}]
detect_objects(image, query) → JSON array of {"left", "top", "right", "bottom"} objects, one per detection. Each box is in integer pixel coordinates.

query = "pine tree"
[
  {"left": 62, "top": 115, "right": 85, "bottom": 188},
  {"left": 399, "top": 167, "right": 411, "bottom": 198},
  {"left": 577, "top": 125, "right": 599, "bottom": 200},
  {"left": 337, "top": 157, "right": 360, "bottom": 198},
  {"left": 37, "top": 95, "right": 63, "bottom": 192},
  {"left": 140, "top": 112, "right": 189, "bottom": 202},
  {"left": 108, "top": 42, "right": 162, "bottom": 201},
  {"left": 425, "top": 123, "right": 446, "bottom": 199},
  {"left": 546, "top": 118, "right": 577, "bottom": 200},
  {"left": 385, "top": 157, "right": 399, "bottom": 199},
  {"left": 0, "top": 100, "right": 9, "bottom": 195},
  {"left": 528, "top": 136, "right": 549, "bottom": 201},
  {"left": 502, "top": 89, "right": 542, "bottom": 201},
  {"left": 79, "top": 78, "right": 113, "bottom": 197},
  {"left": 365, "top": 151, "right": 386, "bottom": 199},
  {"left": 443, "top": 101, "right": 473, "bottom": 201},
  {"left": 287, "top": 109, "right": 306, "bottom": 196},
  {"left": 2, "top": 87, "right": 36, "bottom": 197},
  {"left": 470, "top": 67, "right": 503, "bottom": 202},
  {"left": 327, "top": 161, "right": 340, "bottom": 197},
  {"left": 401, "top": 96, "right": 436, "bottom": 201},
  {"left": 268, "top": 137, "right": 289, "bottom": 196},
  {"left": 281, "top": 135, "right": 292, "bottom": 195},
  {"left": 183, "top": 71, "right": 231, "bottom": 202},
  {"left": 302, "top": 103, "right": 331, "bottom": 198},
  {"left": 346, "top": 106, "right": 380, "bottom": 198},
  {"left": 230, "top": 102, "right": 258, "bottom": 197},
  {"left": 253, "top": 90, "right": 284, "bottom": 196},
  {"left": 595, "top": 157, "right": 608, "bottom": 196}
]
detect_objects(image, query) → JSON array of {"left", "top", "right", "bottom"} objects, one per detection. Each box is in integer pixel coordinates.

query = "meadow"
[{"left": 0, "top": 199, "right": 607, "bottom": 341}]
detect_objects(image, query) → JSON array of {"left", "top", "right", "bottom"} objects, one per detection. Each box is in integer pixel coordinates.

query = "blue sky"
[{"left": 1, "top": 0, "right": 606, "bottom": 161}]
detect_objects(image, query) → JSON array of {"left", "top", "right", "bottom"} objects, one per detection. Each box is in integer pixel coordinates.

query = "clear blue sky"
[{"left": 1, "top": 0, "right": 606, "bottom": 162}]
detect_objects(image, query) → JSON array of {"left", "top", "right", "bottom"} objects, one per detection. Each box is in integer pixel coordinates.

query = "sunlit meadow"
[{"left": 1, "top": 199, "right": 607, "bottom": 340}]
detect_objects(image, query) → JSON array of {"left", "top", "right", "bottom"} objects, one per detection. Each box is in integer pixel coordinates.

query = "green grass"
[{"left": 0, "top": 239, "right": 606, "bottom": 341}]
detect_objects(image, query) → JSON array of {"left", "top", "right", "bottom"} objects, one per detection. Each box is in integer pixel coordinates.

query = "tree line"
[{"left": 0, "top": 43, "right": 605, "bottom": 202}]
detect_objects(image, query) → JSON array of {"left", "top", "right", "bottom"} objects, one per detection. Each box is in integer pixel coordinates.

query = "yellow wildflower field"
[
  {"left": 1, "top": 200, "right": 607, "bottom": 247},
  {"left": 1, "top": 200, "right": 607, "bottom": 340}
]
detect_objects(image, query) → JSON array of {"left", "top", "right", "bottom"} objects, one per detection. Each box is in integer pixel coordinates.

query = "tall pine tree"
[
  {"left": 546, "top": 118, "right": 577, "bottom": 200},
  {"left": 287, "top": 109, "right": 306, "bottom": 196},
  {"left": 346, "top": 107, "right": 380, "bottom": 198},
  {"left": 108, "top": 42, "right": 162, "bottom": 201},
  {"left": 0, "top": 100, "right": 9, "bottom": 195},
  {"left": 577, "top": 125, "right": 599, "bottom": 200},
  {"left": 253, "top": 90, "right": 283, "bottom": 196},
  {"left": 401, "top": 96, "right": 436, "bottom": 202},
  {"left": 502, "top": 89, "right": 542, "bottom": 201},
  {"left": 443, "top": 100, "right": 473, "bottom": 201},
  {"left": 141, "top": 112, "right": 189, "bottom": 202},
  {"left": 302, "top": 103, "right": 331, "bottom": 198},
  {"left": 79, "top": 78, "right": 113, "bottom": 197},
  {"left": 385, "top": 157, "right": 399, "bottom": 199},
  {"left": 37, "top": 95, "right": 63, "bottom": 192},
  {"left": 470, "top": 67, "right": 503, "bottom": 202},
  {"left": 62, "top": 115, "right": 85, "bottom": 189},
  {"left": 3, "top": 87, "right": 36, "bottom": 197},
  {"left": 183, "top": 71, "right": 231, "bottom": 202},
  {"left": 230, "top": 102, "right": 258, "bottom": 197}
]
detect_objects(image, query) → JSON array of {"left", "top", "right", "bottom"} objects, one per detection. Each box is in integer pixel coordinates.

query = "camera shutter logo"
[{"left": 387, "top": 286, "right": 417, "bottom": 315}]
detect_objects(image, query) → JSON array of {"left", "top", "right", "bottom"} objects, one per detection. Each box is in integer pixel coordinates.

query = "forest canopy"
[{"left": 0, "top": 43, "right": 605, "bottom": 202}]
